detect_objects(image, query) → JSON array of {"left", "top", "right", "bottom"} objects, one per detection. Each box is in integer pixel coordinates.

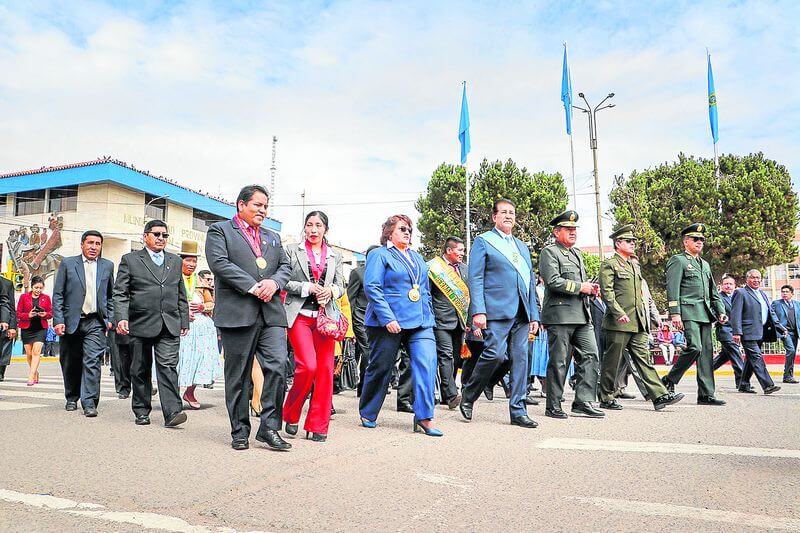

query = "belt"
[{"left": 80, "top": 312, "right": 99, "bottom": 319}]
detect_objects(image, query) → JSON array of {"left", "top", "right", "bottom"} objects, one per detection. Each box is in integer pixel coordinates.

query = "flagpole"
[
  {"left": 565, "top": 43, "right": 577, "bottom": 209},
  {"left": 465, "top": 162, "right": 471, "bottom": 254}
]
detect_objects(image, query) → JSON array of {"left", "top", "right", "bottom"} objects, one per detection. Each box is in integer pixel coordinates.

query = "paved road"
[{"left": 1, "top": 361, "right": 798, "bottom": 532}]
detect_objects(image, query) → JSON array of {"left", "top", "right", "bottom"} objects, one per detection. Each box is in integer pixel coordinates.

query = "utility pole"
[{"left": 574, "top": 92, "right": 615, "bottom": 258}]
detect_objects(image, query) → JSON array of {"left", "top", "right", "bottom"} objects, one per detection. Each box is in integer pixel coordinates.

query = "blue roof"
[{"left": 0, "top": 159, "right": 282, "bottom": 232}]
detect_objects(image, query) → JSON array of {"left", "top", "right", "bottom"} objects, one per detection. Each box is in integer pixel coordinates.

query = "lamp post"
[{"left": 574, "top": 92, "right": 615, "bottom": 257}]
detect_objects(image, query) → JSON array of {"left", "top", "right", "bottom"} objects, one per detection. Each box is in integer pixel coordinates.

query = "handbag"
[{"left": 317, "top": 300, "right": 349, "bottom": 342}]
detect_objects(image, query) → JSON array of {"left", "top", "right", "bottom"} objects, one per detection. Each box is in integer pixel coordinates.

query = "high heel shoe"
[
  {"left": 285, "top": 422, "right": 299, "bottom": 436},
  {"left": 34, "top": 372, "right": 39, "bottom": 384},
  {"left": 182, "top": 392, "right": 200, "bottom": 410},
  {"left": 249, "top": 401, "right": 260, "bottom": 418},
  {"left": 413, "top": 417, "right": 443, "bottom": 437},
  {"left": 305, "top": 431, "right": 327, "bottom": 442},
  {"left": 360, "top": 417, "right": 376, "bottom": 428},
  {"left": 26, "top": 380, "right": 35, "bottom": 386}
]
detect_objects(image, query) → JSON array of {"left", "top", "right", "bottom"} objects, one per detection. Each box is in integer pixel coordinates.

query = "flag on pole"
[
  {"left": 707, "top": 52, "right": 719, "bottom": 144},
  {"left": 561, "top": 44, "right": 573, "bottom": 135},
  {"left": 458, "top": 82, "right": 471, "bottom": 165}
]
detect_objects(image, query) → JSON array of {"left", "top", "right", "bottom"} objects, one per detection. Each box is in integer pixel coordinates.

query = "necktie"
[
  {"left": 153, "top": 253, "right": 163, "bottom": 266},
  {"left": 82, "top": 260, "right": 96, "bottom": 315}
]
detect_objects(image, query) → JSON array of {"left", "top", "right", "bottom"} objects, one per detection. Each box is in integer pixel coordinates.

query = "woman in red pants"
[{"left": 283, "top": 211, "right": 345, "bottom": 442}]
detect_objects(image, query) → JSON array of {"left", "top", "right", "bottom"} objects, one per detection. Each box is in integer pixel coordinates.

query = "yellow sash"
[{"left": 427, "top": 257, "right": 470, "bottom": 328}]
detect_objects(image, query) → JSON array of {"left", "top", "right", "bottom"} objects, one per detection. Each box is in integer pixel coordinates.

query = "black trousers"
[
  {"left": 740, "top": 339, "right": 775, "bottom": 391},
  {"left": 59, "top": 316, "right": 106, "bottom": 408},
  {"left": 219, "top": 323, "right": 287, "bottom": 440},
  {"left": 0, "top": 333, "right": 13, "bottom": 378},
  {"left": 461, "top": 340, "right": 511, "bottom": 394},
  {"left": 713, "top": 339, "right": 744, "bottom": 387},
  {"left": 397, "top": 348, "right": 414, "bottom": 408},
  {"left": 434, "top": 326, "right": 462, "bottom": 403},
  {"left": 109, "top": 330, "right": 132, "bottom": 395},
  {"left": 353, "top": 317, "right": 370, "bottom": 396},
  {"left": 130, "top": 324, "right": 182, "bottom": 420}
]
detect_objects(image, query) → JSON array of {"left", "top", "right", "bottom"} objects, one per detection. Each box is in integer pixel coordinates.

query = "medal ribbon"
[
  {"left": 233, "top": 215, "right": 263, "bottom": 259},
  {"left": 305, "top": 240, "right": 328, "bottom": 282},
  {"left": 388, "top": 246, "right": 420, "bottom": 286}
]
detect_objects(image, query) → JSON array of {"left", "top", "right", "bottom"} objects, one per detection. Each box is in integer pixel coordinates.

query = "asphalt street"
[{"left": 1, "top": 361, "right": 798, "bottom": 532}]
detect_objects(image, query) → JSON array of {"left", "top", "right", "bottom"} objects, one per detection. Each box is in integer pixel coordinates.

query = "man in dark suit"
[
  {"left": 349, "top": 245, "right": 379, "bottom": 396},
  {"left": 114, "top": 220, "right": 189, "bottom": 427},
  {"left": 730, "top": 269, "right": 784, "bottom": 395},
  {"left": 712, "top": 274, "right": 746, "bottom": 390},
  {"left": 0, "top": 275, "right": 16, "bottom": 381},
  {"left": 206, "top": 185, "right": 292, "bottom": 451},
  {"left": 429, "top": 236, "right": 468, "bottom": 410},
  {"left": 771, "top": 284, "right": 800, "bottom": 384},
  {"left": 52, "top": 230, "right": 115, "bottom": 416}
]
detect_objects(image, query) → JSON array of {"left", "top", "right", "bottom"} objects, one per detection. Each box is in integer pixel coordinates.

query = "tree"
[
  {"left": 609, "top": 152, "right": 798, "bottom": 306},
  {"left": 416, "top": 159, "right": 568, "bottom": 261},
  {"left": 581, "top": 251, "right": 600, "bottom": 280}
]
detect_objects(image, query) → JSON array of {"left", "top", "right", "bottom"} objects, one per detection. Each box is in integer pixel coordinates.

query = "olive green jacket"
[
  {"left": 539, "top": 241, "right": 591, "bottom": 325},
  {"left": 599, "top": 252, "right": 648, "bottom": 333},
  {"left": 665, "top": 251, "right": 724, "bottom": 323}
]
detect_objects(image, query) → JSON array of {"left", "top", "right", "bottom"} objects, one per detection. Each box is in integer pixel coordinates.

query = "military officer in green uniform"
[
  {"left": 598, "top": 225, "right": 685, "bottom": 410},
  {"left": 539, "top": 210, "right": 604, "bottom": 419},
  {"left": 662, "top": 223, "right": 728, "bottom": 405}
]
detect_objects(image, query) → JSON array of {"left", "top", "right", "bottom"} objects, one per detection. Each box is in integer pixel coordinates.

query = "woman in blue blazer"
[{"left": 358, "top": 215, "right": 442, "bottom": 437}]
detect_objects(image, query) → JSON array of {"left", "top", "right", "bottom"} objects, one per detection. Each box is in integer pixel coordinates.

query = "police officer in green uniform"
[
  {"left": 662, "top": 223, "right": 728, "bottom": 405},
  {"left": 539, "top": 211, "right": 604, "bottom": 419},
  {"left": 598, "top": 225, "right": 685, "bottom": 410}
]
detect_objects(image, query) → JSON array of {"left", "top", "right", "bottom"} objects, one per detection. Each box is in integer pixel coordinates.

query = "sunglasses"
[
  {"left": 397, "top": 226, "right": 412, "bottom": 234},
  {"left": 691, "top": 237, "right": 705, "bottom": 242},
  {"left": 148, "top": 231, "right": 170, "bottom": 239},
  {"left": 621, "top": 238, "right": 637, "bottom": 244}
]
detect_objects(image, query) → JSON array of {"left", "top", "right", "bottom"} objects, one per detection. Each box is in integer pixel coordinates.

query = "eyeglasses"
[
  {"left": 690, "top": 237, "right": 705, "bottom": 242},
  {"left": 621, "top": 238, "right": 637, "bottom": 244},
  {"left": 397, "top": 226, "right": 412, "bottom": 234},
  {"left": 148, "top": 231, "right": 170, "bottom": 239}
]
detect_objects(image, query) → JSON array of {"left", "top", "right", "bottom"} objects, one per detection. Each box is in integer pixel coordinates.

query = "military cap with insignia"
[
  {"left": 550, "top": 210, "right": 579, "bottom": 227},
  {"left": 609, "top": 224, "right": 636, "bottom": 241},
  {"left": 681, "top": 223, "right": 706, "bottom": 238}
]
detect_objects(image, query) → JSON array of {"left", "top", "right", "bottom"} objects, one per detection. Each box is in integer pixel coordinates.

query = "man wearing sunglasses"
[
  {"left": 662, "top": 223, "right": 728, "bottom": 405},
  {"left": 114, "top": 219, "right": 190, "bottom": 427}
]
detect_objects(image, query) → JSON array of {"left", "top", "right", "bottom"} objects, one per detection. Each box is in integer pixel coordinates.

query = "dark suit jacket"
[
  {"left": 430, "top": 259, "right": 468, "bottom": 330},
  {"left": 771, "top": 298, "right": 800, "bottom": 335},
  {"left": 0, "top": 276, "right": 15, "bottom": 328},
  {"left": 730, "top": 286, "right": 781, "bottom": 342},
  {"left": 113, "top": 248, "right": 189, "bottom": 337},
  {"left": 52, "top": 255, "right": 115, "bottom": 334},
  {"left": 347, "top": 266, "right": 367, "bottom": 326},
  {"left": 205, "top": 220, "right": 292, "bottom": 328},
  {"left": 715, "top": 291, "right": 734, "bottom": 343}
]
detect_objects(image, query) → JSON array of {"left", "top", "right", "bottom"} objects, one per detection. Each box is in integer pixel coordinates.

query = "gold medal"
[
  {"left": 256, "top": 257, "right": 267, "bottom": 269},
  {"left": 408, "top": 284, "right": 421, "bottom": 302}
]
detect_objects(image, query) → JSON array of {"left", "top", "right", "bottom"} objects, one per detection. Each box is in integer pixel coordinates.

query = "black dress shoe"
[
  {"left": 483, "top": 388, "right": 494, "bottom": 401},
  {"left": 447, "top": 394, "right": 461, "bottom": 410},
  {"left": 783, "top": 377, "right": 799, "bottom": 384},
  {"left": 83, "top": 406, "right": 98, "bottom": 417},
  {"left": 135, "top": 415, "right": 151, "bottom": 425},
  {"left": 501, "top": 381, "right": 512, "bottom": 399},
  {"left": 738, "top": 386, "right": 757, "bottom": 394},
  {"left": 306, "top": 431, "right": 327, "bottom": 442},
  {"left": 599, "top": 400, "right": 623, "bottom": 410},
  {"left": 545, "top": 408, "right": 568, "bottom": 419},
  {"left": 459, "top": 399, "right": 473, "bottom": 421},
  {"left": 117, "top": 392, "right": 130, "bottom": 399},
  {"left": 571, "top": 402, "right": 605, "bottom": 418},
  {"left": 764, "top": 385, "right": 781, "bottom": 395},
  {"left": 285, "top": 422, "right": 299, "bottom": 436},
  {"left": 510, "top": 414, "right": 538, "bottom": 428},
  {"left": 525, "top": 395, "right": 539, "bottom": 406},
  {"left": 617, "top": 391, "right": 636, "bottom": 400},
  {"left": 255, "top": 429, "right": 292, "bottom": 451},
  {"left": 165, "top": 411, "right": 188, "bottom": 427},
  {"left": 65, "top": 401, "right": 78, "bottom": 411},
  {"left": 231, "top": 439, "right": 249, "bottom": 450},
  {"left": 396, "top": 403, "right": 414, "bottom": 413},
  {"left": 653, "top": 392, "right": 685, "bottom": 410},
  {"left": 697, "top": 396, "right": 726, "bottom": 405},
  {"left": 661, "top": 376, "right": 675, "bottom": 393}
]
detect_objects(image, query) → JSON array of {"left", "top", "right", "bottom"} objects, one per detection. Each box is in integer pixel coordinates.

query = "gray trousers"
[
  {"left": 546, "top": 323, "right": 599, "bottom": 410},
  {"left": 433, "top": 326, "right": 462, "bottom": 403}
]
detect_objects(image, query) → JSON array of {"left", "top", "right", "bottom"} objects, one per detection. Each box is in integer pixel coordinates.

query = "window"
[
  {"left": 192, "top": 209, "right": 225, "bottom": 232},
  {"left": 774, "top": 265, "right": 787, "bottom": 281},
  {"left": 0, "top": 195, "right": 6, "bottom": 217},
  {"left": 48, "top": 185, "right": 78, "bottom": 212},
  {"left": 789, "top": 264, "right": 800, "bottom": 280},
  {"left": 145, "top": 193, "right": 167, "bottom": 220},
  {"left": 15, "top": 189, "right": 46, "bottom": 216},
  {"left": 763, "top": 269, "right": 771, "bottom": 288}
]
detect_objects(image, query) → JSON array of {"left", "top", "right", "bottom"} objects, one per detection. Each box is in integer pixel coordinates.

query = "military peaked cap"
[{"left": 550, "top": 210, "right": 579, "bottom": 227}]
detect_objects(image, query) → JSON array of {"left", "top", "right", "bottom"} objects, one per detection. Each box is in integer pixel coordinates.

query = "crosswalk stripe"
[
  {"left": 0, "top": 390, "right": 122, "bottom": 401},
  {"left": 0, "top": 382, "right": 117, "bottom": 392},
  {"left": 0, "top": 401, "right": 48, "bottom": 410},
  {"left": 536, "top": 438, "right": 800, "bottom": 459}
]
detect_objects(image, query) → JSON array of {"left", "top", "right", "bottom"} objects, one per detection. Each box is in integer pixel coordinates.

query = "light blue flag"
[
  {"left": 458, "top": 82, "right": 471, "bottom": 165},
  {"left": 561, "top": 45, "right": 573, "bottom": 135},
  {"left": 707, "top": 53, "right": 719, "bottom": 144}
]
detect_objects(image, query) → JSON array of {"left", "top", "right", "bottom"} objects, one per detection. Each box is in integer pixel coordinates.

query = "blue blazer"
[
  {"left": 364, "top": 246, "right": 435, "bottom": 329},
  {"left": 467, "top": 230, "right": 539, "bottom": 322},
  {"left": 716, "top": 291, "right": 734, "bottom": 343},
  {"left": 52, "top": 255, "right": 115, "bottom": 334},
  {"left": 771, "top": 298, "right": 800, "bottom": 335},
  {"left": 730, "top": 287, "right": 782, "bottom": 342}
]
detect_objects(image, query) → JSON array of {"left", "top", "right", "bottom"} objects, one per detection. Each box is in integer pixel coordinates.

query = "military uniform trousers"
[
  {"left": 665, "top": 320, "right": 715, "bottom": 397},
  {"left": 546, "top": 323, "right": 599, "bottom": 410},
  {"left": 600, "top": 330, "right": 667, "bottom": 402}
]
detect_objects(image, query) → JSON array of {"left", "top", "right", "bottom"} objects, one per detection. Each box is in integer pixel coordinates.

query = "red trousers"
[{"left": 283, "top": 314, "right": 336, "bottom": 434}]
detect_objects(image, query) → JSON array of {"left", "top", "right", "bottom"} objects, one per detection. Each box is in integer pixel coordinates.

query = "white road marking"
[
  {"left": 0, "top": 389, "right": 121, "bottom": 401},
  {"left": 0, "top": 488, "right": 265, "bottom": 532},
  {"left": 415, "top": 473, "right": 473, "bottom": 490},
  {"left": 572, "top": 496, "right": 800, "bottom": 531},
  {"left": 0, "top": 381, "right": 117, "bottom": 393},
  {"left": 537, "top": 438, "right": 800, "bottom": 459},
  {"left": 0, "top": 401, "right": 48, "bottom": 410}
]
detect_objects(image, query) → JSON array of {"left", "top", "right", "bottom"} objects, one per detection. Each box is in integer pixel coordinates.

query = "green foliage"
[
  {"left": 609, "top": 152, "right": 798, "bottom": 303},
  {"left": 416, "top": 159, "right": 568, "bottom": 261},
  {"left": 581, "top": 251, "right": 600, "bottom": 280}
]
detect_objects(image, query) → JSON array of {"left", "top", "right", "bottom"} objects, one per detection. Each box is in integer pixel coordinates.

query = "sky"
[{"left": 0, "top": 0, "right": 797, "bottom": 251}]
